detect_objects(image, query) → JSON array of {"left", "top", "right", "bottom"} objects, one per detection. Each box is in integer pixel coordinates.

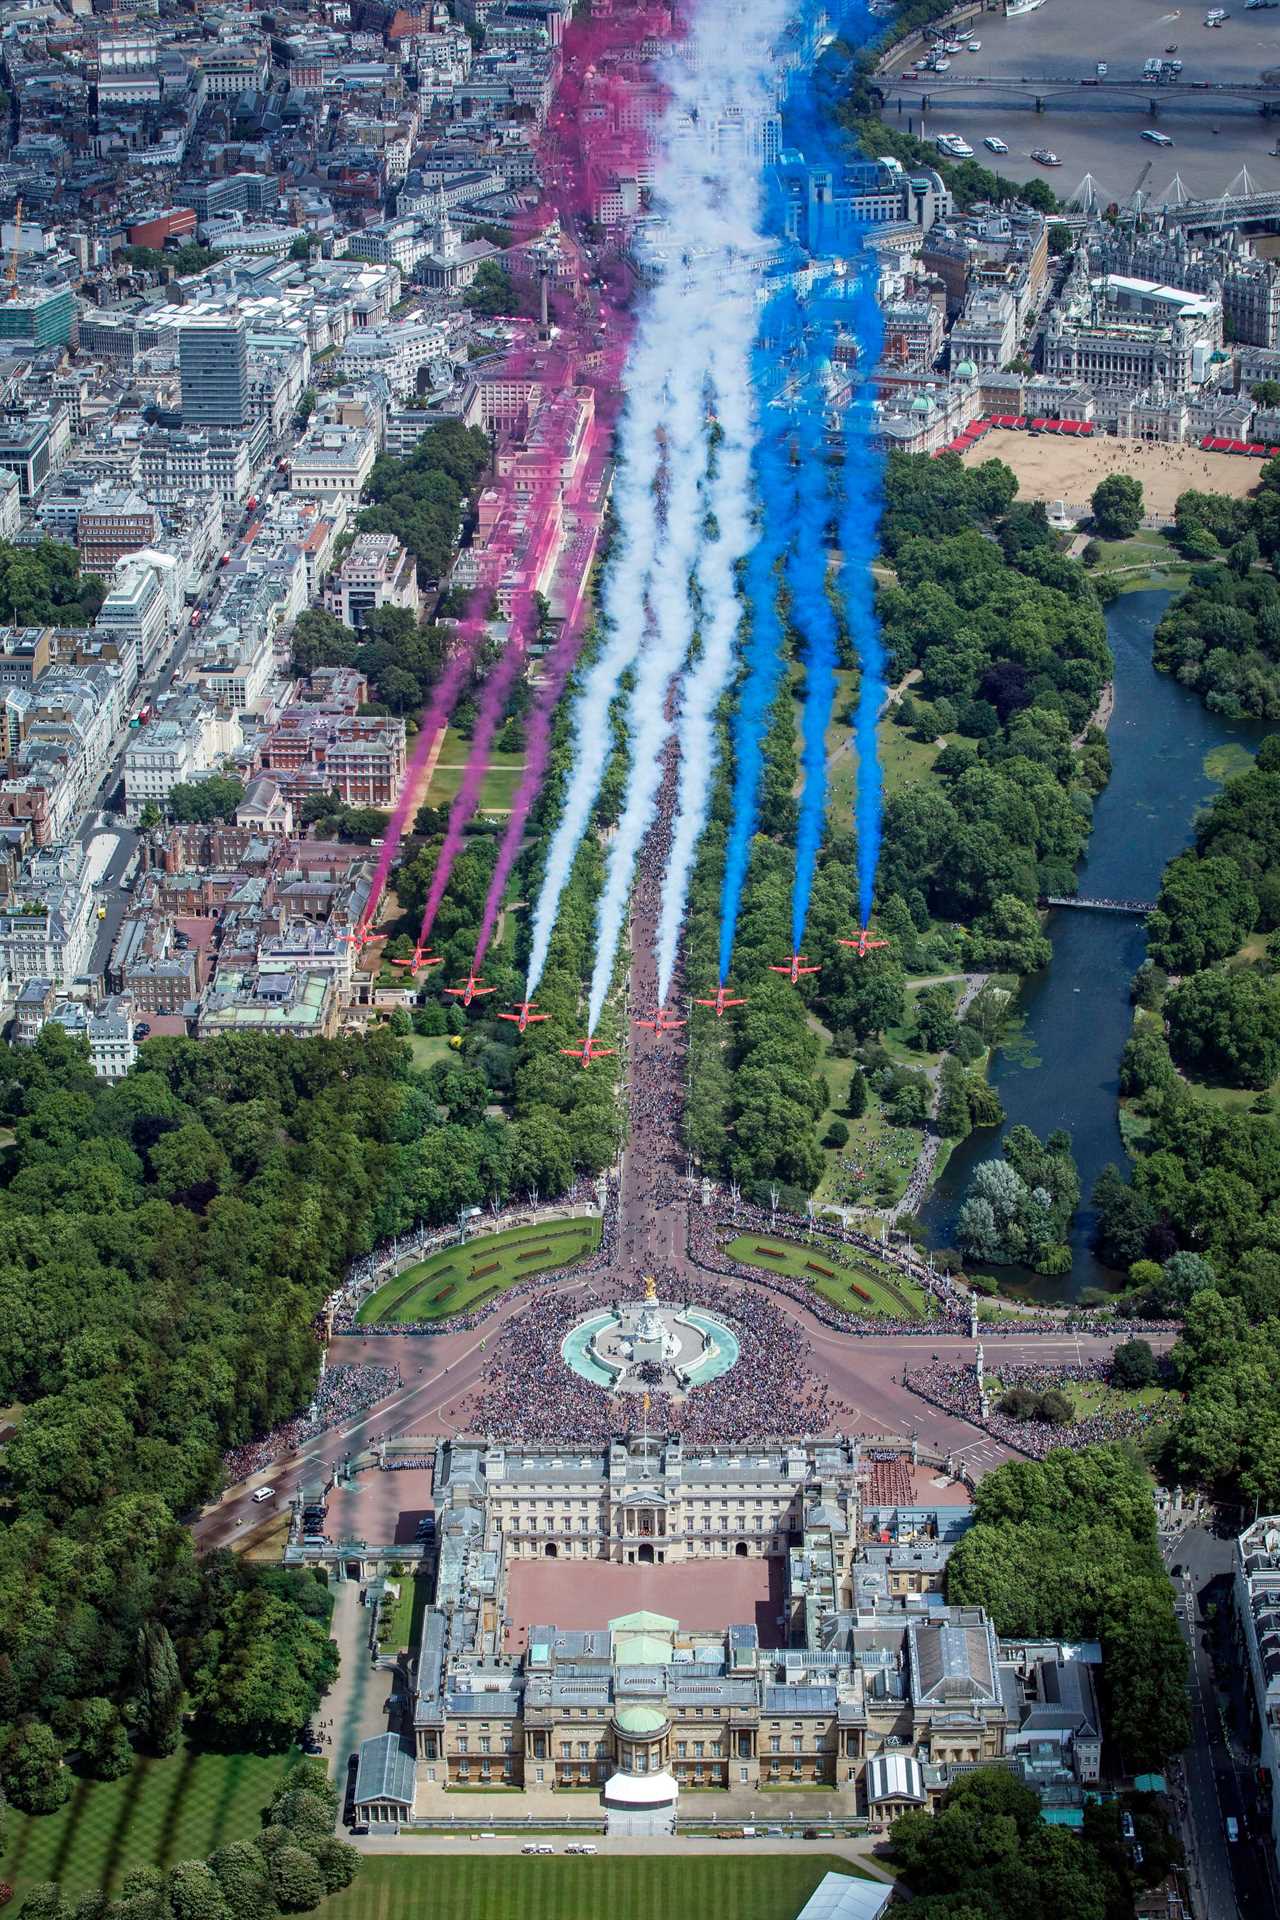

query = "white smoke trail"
[
  {"left": 654, "top": 264, "right": 758, "bottom": 1003},
  {"left": 589, "top": 0, "right": 792, "bottom": 1026},
  {"left": 522, "top": 312, "right": 669, "bottom": 998},
  {"left": 584, "top": 315, "right": 713, "bottom": 1032}
]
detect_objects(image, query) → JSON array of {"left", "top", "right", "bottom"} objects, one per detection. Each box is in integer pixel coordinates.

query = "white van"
[{"left": 251, "top": 1485, "right": 276, "bottom": 1504}]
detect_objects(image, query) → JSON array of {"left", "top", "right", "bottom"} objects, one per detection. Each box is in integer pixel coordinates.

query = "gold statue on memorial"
[{"left": 643, "top": 1273, "right": 658, "bottom": 1303}]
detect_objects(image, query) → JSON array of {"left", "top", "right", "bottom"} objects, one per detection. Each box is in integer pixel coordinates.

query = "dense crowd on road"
[
  {"left": 221, "top": 1362, "right": 401, "bottom": 1481},
  {"left": 454, "top": 1273, "right": 850, "bottom": 1443},
  {"left": 902, "top": 1357, "right": 1172, "bottom": 1458}
]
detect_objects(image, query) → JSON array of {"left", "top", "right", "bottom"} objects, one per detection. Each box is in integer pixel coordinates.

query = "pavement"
[
  {"left": 318, "top": 1578, "right": 397, "bottom": 1811},
  {"left": 349, "top": 1831, "right": 897, "bottom": 1877}
]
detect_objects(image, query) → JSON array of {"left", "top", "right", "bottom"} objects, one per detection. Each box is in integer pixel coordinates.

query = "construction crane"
[{"left": 6, "top": 197, "right": 21, "bottom": 300}]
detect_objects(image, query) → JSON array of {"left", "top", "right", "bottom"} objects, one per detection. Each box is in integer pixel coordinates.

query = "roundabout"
[{"left": 562, "top": 1275, "right": 739, "bottom": 1395}]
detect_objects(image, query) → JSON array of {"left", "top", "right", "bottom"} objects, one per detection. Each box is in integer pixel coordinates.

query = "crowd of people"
[
  {"left": 221, "top": 1362, "right": 401, "bottom": 1481},
  {"left": 448, "top": 1271, "right": 855, "bottom": 1444},
  {"left": 903, "top": 1356, "right": 1171, "bottom": 1459}
]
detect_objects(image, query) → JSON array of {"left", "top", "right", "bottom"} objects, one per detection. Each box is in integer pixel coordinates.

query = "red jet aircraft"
[
  {"left": 839, "top": 928, "right": 889, "bottom": 958},
  {"left": 634, "top": 1008, "right": 687, "bottom": 1036},
  {"left": 560, "top": 1035, "right": 616, "bottom": 1069},
  {"left": 444, "top": 971, "right": 495, "bottom": 1007},
  {"left": 339, "top": 925, "right": 383, "bottom": 956},
  {"left": 770, "top": 953, "right": 821, "bottom": 985},
  {"left": 388, "top": 944, "right": 443, "bottom": 974},
  {"left": 694, "top": 985, "right": 747, "bottom": 1019},
  {"left": 498, "top": 1000, "right": 548, "bottom": 1034}
]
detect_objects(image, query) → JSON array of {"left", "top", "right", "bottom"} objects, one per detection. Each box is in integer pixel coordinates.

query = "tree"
[
  {"left": 1166, "top": 967, "right": 1280, "bottom": 1088},
  {"left": 191, "top": 1587, "right": 338, "bottom": 1751},
  {"left": 1112, "top": 1338, "right": 1157, "bottom": 1389},
  {"left": 267, "top": 1846, "right": 324, "bottom": 1913},
  {"left": 208, "top": 1842, "right": 277, "bottom": 1920},
  {"left": 1091, "top": 473, "right": 1144, "bottom": 540},
  {"left": 166, "top": 777, "right": 245, "bottom": 826},
  {"left": 1047, "top": 222, "right": 1073, "bottom": 257},
  {"left": 134, "top": 1621, "right": 183, "bottom": 1755},
  {"left": 167, "top": 1861, "right": 231, "bottom": 1920},
  {"left": 1147, "top": 854, "right": 1258, "bottom": 973},
  {"left": 461, "top": 258, "right": 520, "bottom": 317},
  {"left": 13, "top": 1888, "right": 73, "bottom": 1920},
  {"left": 75, "top": 1698, "right": 133, "bottom": 1780},
  {"left": 2, "top": 1720, "right": 70, "bottom": 1813}
]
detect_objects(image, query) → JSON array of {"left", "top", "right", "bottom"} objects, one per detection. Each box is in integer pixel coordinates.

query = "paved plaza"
[{"left": 503, "top": 1554, "right": 787, "bottom": 1650}]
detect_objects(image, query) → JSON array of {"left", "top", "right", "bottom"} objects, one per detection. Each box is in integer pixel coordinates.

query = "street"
[{"left": 1166, "top": 1524, "right": 1276, "bottom": 1920}]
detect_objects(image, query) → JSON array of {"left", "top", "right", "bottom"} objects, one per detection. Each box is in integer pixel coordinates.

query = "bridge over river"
[
  {"left": 1040, "top": 895, "right": 1155, "bottom": 916},
  {"left": 880, "top": 71, "right": 1280, "bottom": 116}
]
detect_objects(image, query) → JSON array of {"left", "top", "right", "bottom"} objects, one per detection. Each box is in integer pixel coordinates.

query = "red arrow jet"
[
  {"left": 499, "top": 1000, "right": 549, "bottom": 1034},
  {"left": 445, "top": 971, "right": 495, "bottom": 1007},
  {"left": 634, "top": 1008, "right": 687, "bottom": 1036},
  {"left": 560, "top": 1035, "right": 616, "bottom": 1069},
  {"left": 694, "top": 984, "right": 747, "bottom": 1019},
  {"left": 340, "top": 925, "right": 384, "bottom": 956},
  {"left": 839, "top": 928, "right": 889, "bottom": 958},
  {"left": 388, "top": 944, "right": 444, "bottom": 974},
  {"left": 769, "top": 952, "right": 821, "bottom": 985}
]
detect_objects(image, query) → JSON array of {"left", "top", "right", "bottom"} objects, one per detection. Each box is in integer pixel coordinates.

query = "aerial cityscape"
[{"left": 8, "top": 0, "right": 1280, "bottom": 1917}]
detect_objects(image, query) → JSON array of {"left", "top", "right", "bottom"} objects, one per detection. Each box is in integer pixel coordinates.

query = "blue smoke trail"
[
  {"left": 714, "top": 0, "right": 888, "bottom": 979},
  {"left": 786, "top": 304, "right": 840, "bottom": 958},
  {"left": 717, "top": 300, "right": 801, "bottom": 986},
  {"left": 837, "top": 266, "right": 886, "bottom": 926}
]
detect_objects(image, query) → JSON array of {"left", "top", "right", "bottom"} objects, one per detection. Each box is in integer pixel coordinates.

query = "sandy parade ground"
[{"left": 960, "top": 429, "right": 1266, "bottom": 521}]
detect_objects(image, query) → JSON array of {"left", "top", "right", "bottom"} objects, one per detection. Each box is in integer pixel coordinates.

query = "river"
[{"left": 921, "top": 587, "right": 1268, "bottom": 1299}]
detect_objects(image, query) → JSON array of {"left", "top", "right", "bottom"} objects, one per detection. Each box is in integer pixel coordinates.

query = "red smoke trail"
[
  {"left": 403, "top": 2, "right": 672, "bottom": 956},
  {"left": 416, "top": 379, "right": 581, "bottom": 947},
  {"left": 354, "top": 327, "right": 542, "bottom": 936}
]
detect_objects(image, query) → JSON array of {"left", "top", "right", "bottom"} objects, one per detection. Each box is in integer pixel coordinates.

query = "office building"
[{"left": 178, "top": 317, "right": 250, "bottom": 430}]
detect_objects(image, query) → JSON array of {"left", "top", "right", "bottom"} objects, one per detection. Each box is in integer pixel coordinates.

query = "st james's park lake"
[{"left": 921, "top": 589, "right": 1269, "bottom": 1298}]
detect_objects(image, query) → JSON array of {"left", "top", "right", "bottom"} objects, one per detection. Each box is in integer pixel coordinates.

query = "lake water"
[{"left": 921, "top": 588, "right": 1268, "bottom": 1298}]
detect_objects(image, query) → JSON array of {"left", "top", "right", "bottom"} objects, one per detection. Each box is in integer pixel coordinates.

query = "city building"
[
  {"left": 329, "top": 1433, "right": 1106, "bottom": 1829},
  {"left": 123, "top": 692, "right": 234, "bottom": 823},
  {"left": 177, "top": 315, "right": 251, "bottom": 430},
  {"left": 76, "top": 490, "right": 163, "bottom": 573},
  {"left": 289, "top": 424, "right": 378, "bottom": 499},
  {"left": 0, "top": 284, "right": 76, "bottom": 350},
  {"left": 1042, "top": 250, "right": 1222, "bottom": 397},
  {"left": 324, "top": 533, "right": 420, "bottom": 628},
  {"left": 1234, "top": 1515, "right": 1280, "bottom": 1885}
]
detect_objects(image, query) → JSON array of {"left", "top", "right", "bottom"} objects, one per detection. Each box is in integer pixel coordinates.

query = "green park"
[
  {"left": 355, "top": 1218, "right": 603, "bottom": 1324},
  {"left": 724, "top": 1232, "right": 929, "bottom": 1318},
  {"left": 317, "top": 1855, "right": 868, "bottom": 1920}
]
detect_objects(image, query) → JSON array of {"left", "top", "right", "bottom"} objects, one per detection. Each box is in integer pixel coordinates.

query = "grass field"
[
  {"left": 0, "top": 1745, "right": 297, "bottom": 1902},
  {"left": 424, "top": 727, "right": 526, "bottom": 813},
  {"left": 407, "top": 1033, "right": 457, "bottom": 1070},
  {"left": 356, "top": 1218, "right": 602, "bottom": 1325},
  {"left": 988, "top": 1373, "right": 1180, "bottom": 1425},
  {"left": 320, "top": 1855, "right": 866, "bottom": 1920},
  {"left": 725, "top": 1231, "right": 927, "bottom": 1318},
  {"left": 377, "top": 1574, "right": 428, "bottom": 1654}
]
